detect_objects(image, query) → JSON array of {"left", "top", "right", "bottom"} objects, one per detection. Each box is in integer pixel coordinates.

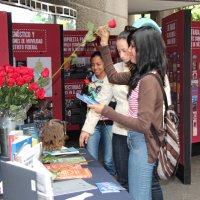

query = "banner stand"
[{"left": 162, "top": 10, "right": 191, "bottom": 184}]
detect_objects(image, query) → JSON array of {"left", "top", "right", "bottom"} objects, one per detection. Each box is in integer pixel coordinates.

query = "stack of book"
[
  {"left": 44, "top": 162, "right": 92, "bottom": 180},
  {"left": 42, "top": 147, "right": 92, "bottom": 180},
  {"left": 8, "top": 123, "right": 39, "bottom": 161}
]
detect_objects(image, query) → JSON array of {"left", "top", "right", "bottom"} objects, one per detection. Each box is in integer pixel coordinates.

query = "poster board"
[
  {"left": 162, "top": 10, "right": 191, "bottom": 184},
  {"left": 191, "top": 21, "right": 200, "bottom": 144},
  {"left": 0, "top": 11, "right": 12, "bottom": 65},
  {"left": 12, "top": 23, "right": 64, "bottom": 131},
  {"left": 63, "top": 31, "right": 118, "bottom": 131}
]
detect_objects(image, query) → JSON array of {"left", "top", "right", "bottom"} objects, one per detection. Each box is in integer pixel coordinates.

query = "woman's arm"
[
  {"left": 100, "top": 45, "right": 131, "bottom": 85},
  {"left": 97, "top": 26, "right": 131, "bottom": 85},
  {"left": 89, "top": 76, "right": 161, "bottom": 134}
]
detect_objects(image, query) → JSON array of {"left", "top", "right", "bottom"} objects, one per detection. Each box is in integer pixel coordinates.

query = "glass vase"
[{"left": 0, "top": 117, "right": 24, "bottom": 157}]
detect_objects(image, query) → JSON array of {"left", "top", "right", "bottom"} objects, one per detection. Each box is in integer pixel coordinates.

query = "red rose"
[
  {"left": 108, "top": 19, "right": 116, "bottom": 28},
  {"left": 7, "top": 72, "right": 19, "bottom": 79},
  {"left": 27, "top": 68, "right": 34, "bottom": 74},
  {"left": 20, "top": 66, "right": 30, "bottom": 75},
  {"left": 0, "top": 77, "right": 5, "bottom": 87},
  {"left": 0, "top": 71, "right": 6, "bottom": 77},
  {"left": 0, "top": 81, "right": 4, "bottom": 87},
  {"left": 41, "top": 68, "right": 49, "bottom": 78},
  {"left": 29, "top": 82, "right": 38, "bottom": 91},
  {"left": 5, "top": 65, "right": 15, "bottom": 73},
  {"left": 16, "top": 77, "right": 25, "bottom": 86},
  {"left": 15, "top": 67, "right": 21, "bottom": 74},
  {"left": 0, "top": 77, "right": 5, "bottom": 82},
  {"left": 83, "top": 79, "right": 90, "bottom": 85},
  {"left": 7, "top": 78, "right": 15, "bottom": 87},
  {"left": 0, "top": 66, "right": 5, "bottom": 72},
  {"left": 35, "top": 88, "right": 45, "bottom": 99},
  {"left": 22, "top": 74, "right": 33, "bottom": 83}
]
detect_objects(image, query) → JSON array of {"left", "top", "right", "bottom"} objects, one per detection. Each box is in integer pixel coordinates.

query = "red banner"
[
  {"left": 0, "top": 11, "right": 12, "bottom": 65},
  {"left": 191, "top": 21, "right": 200, "bottom": 143},
  {"left": 162, "top": 11, "right": 191, "bottom": 167},
  {"left": 13, "top": 23, "right": 63, "bottom": 121}
]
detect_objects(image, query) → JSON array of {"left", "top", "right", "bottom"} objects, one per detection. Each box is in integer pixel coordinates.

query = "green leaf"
[
  {"left": 71, "top": 53, "right": 78, "bottom": 65},
  {"left": 87, "top": 21, "right": 95, "bottom": 32},
  {"left": 81, "top": 39, "right": 87, "bottom": 47},
  {"left": 38, "top": 78, "right": 50, "bottom": 88},
  {"left": 85, "top": 31, "right": 96, "bottom": 42}
]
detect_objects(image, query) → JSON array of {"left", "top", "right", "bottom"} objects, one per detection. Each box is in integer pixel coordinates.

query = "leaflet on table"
[
  {"left": 96, "top": 182, "right": 126, "bottom": 193},
  {"left": 76, "top": 93, "right": 99, "bottom": 104},
  {"left": 43, "top": 147, "right": 79, "bottom": 156},
  {"left": 53, "top": 179, "right": 96, "bottom": 196}
]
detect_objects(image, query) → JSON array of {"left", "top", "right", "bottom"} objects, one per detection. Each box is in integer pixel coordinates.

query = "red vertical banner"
[
  {"left": 0, "top": 11, "right": 12, "bottom": 65},
  {"left": 63, "top": 31, "right": 118, "bottom": 131},
  {"left": 12, "top": 24, "right": 64, "bottom": 129},
  {"left": 162, "top": 10, "right": 191, "bottom": 184},
  {"left": 191, "top": 22, "right": 200, "bottom": 143}
]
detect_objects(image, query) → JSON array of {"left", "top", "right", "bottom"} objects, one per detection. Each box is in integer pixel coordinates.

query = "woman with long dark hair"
[{"left": 89, "top": 24, "right": 168, "bottom": 200}]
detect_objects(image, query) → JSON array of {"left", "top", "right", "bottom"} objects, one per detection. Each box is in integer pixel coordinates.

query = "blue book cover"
[
  {"left": 43, "top": 147, "right": 79, "bottom": 156},
  {"left": 11, "top": 135, "right": 32, "bottom": 160},
  {"left": 76, "top": 93, "right": 98, "bottom": 104},
  {"left": 96, "top": 182, "right": 125, "bottom": 193},
  {"left": 19, "top": 123, "right": 39, "bottom": 142}
]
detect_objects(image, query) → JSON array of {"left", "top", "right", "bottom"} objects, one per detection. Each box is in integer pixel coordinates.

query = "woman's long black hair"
[{"left": 127, "top": 27, "right": 167, "bottom": 97}]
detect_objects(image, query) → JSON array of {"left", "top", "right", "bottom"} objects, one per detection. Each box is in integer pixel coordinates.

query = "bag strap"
[{"left": 147, "top": 73, "right": 168, "bottom": 110}]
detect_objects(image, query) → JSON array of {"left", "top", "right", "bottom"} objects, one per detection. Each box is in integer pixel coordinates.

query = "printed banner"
[
  {"left": 12, "top": 29, "right": 47, "bottom": 52},
  {"left": 191, "top": 21, "right": 200, "bottom": 143}
]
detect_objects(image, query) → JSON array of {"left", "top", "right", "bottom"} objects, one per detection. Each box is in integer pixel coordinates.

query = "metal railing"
[{"left": 0, "top": 0, "right": 77, "bottom": 18}]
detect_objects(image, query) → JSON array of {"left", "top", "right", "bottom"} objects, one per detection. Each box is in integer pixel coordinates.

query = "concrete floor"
[{"left": 161, "top": 155, "right": 200, "bottom": 200}]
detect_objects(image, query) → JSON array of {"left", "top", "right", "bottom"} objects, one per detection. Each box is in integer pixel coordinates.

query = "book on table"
[
  {"left": 42, "top": 155, "right": 88, "bottom": 165},
  {"left": 44, "top": 162, "right": 92, "bottom": 180},
  {"left": 15, "top": 142, "right": 43, "bottom": 167},
  {"left": 8, "top": 130, "right": 23, "bottom": 160},
  {"left": 19, "top": 123, "right": 39, "bottom": 146},
  {"left": 43, "top": 147, "right": 79, "bottom": 156},
  {"left": 11, "top": 135, "right": 32, "bottom": 161}
]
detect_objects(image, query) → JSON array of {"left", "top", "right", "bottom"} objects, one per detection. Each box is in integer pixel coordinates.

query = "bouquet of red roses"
[{"left": 0, "top": 65, "right": 49, "bottom": 120}]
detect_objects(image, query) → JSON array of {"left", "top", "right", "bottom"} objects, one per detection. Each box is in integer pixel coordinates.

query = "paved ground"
[{"left": 161, "top": 155, "right": 200, "bottom": 200}]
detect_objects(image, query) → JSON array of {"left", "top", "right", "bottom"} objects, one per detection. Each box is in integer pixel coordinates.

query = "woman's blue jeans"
[
  {"left": 127, "top": 130, "right": 155, "bottom": 200},
  {"left": 86, "top": 124, "right": 115, "bottom": 176}
]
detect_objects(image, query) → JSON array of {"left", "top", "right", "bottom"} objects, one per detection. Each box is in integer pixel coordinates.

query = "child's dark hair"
[{"left": 90, "top": 51, "right": 103, "bottom": 61}]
